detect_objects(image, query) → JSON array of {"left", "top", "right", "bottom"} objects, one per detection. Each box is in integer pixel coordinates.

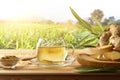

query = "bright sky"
[{"left": 0, "top": 0, "right": 120, "bottom": 22}]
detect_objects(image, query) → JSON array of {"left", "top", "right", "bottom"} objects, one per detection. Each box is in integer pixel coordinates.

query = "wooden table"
[{"left": 0, "top": 49, "right": 120, "bottom": 80}]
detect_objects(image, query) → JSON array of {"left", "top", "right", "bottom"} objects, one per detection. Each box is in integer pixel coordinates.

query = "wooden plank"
[
  {"left": 0, "top": 50, "right": 120, "bottom": 80},
  {"left": 0, "top": 49, "right": 80, "bottom": 75},
  {"left": 0, "top": 49, "right": 119, "bottom": 76}
]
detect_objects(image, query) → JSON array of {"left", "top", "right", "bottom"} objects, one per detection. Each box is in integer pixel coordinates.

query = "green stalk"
[{"left": 70, "top": 7, "right": 99, "bottom": 36}]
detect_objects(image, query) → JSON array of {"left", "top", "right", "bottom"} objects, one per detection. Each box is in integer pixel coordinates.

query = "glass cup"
[{"left": 35, "top": 38, "right": 75, "bottom": 67}]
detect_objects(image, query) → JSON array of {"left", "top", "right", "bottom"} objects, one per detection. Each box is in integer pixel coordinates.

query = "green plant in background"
[
  {"left": 0, "top": 23, "right": 78, "bottom": 49},
  {"left": 0, "top": 7, "right": 107, "bottom": 49},
  {"left": 69, "top": 7, "right": 106, "bottom": 48}
]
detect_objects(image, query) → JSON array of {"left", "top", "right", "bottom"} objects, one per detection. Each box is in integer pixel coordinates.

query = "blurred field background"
[
  {"left": 0, "top": 8, "right": 114, "bottom": 49},
  {"left": 0, "top": 0, "right": 119, "bottom": 49},
  {"left": 0, "top": 21, "right": 99, "bottom": 49}
]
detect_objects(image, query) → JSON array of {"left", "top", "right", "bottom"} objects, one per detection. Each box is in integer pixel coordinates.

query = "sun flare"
[{"left": 0, "top": 0, "right": 36, "bottom": 21}]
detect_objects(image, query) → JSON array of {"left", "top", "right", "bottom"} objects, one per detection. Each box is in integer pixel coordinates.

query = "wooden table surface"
[{"left": 0, "top": 49, "right": 120, "bottom": 80}]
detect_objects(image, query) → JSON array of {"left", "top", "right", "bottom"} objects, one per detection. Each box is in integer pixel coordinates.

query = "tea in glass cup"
[
  {"left": 37, "top": 46, "right": 67, "bottom": 65},
  {"left": 36, "top": 38, "right": 75, "bottom": 66}
]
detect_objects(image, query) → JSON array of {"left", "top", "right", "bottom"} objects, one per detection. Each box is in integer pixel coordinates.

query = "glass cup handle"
[{"left": 66, "top": 44, "right": 75, "bottom": 61}]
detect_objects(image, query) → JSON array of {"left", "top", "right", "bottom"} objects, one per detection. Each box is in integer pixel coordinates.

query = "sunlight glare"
[{"left": 0, "top": 0, "right": 36, "bottom": 20}]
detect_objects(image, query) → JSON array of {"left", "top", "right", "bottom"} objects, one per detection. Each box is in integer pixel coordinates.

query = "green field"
[
  {"left": 0, "top": 22, "right": 100, "bottom": 49},
  {"left": 0, "top": 22, "right": 77, "bottom": 49}
]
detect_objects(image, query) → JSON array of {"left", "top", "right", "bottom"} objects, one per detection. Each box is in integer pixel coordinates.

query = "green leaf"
[
  {"left": 91, "top": 16, "right": 104, "bottom": 33},
  {"left": 76, "top": 67, "right": 119, "bottom": 73},
  {"left": 79, "top": 34, "right": 90, "bottom": 43},
  {"left": 80, "top": 37, "right": 97, "bottom": 46},
  {"left": 70, "top": 7, "right": 97, "bottom": 36},
  {"left": 75, "top": 34, "right": 90, "bottom": 48}
]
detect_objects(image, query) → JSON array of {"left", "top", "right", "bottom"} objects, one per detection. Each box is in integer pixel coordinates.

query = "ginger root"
[{"left": 98, "top": 24, "right": 120, "bottom": 51}]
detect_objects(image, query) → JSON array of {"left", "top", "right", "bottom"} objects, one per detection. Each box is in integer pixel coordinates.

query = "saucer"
[{"left": 31, "top": 55, "right": 75, "bottom": 67}]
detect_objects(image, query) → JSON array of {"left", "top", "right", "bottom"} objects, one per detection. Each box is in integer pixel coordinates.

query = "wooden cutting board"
[{"left": 77, "top": 54, "right": 120, "bottom": 68}]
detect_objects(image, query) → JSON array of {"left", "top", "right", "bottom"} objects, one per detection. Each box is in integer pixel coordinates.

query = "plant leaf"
[
  {"left": 70, "top": 7, "right": 97, "bottom": 35},
  {"left": 76, "top": 67, "right": 118, "bottom": 73},
  {"left": 91, "top": 16, "right": 104, "bottom": 33},
  {"left": 80, "top": 37, "right": 97, "bottom": 46},
  {"left": 75, "top": 34, "right": 90, "bottom": 48}
]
